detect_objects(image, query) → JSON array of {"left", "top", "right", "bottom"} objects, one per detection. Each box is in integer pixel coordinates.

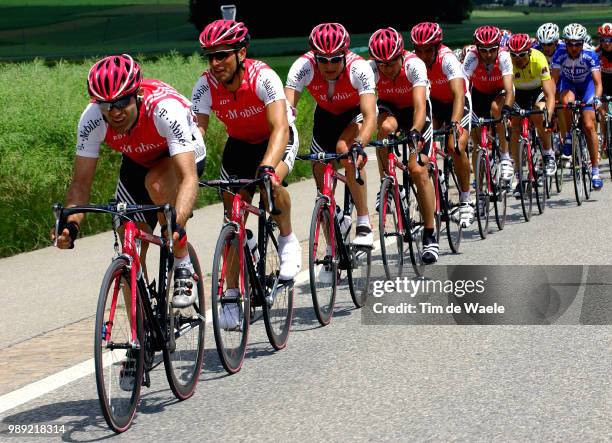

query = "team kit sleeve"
[
  {"left": 153, "top": 99, "right": 200, "bottom": 157},
  {"left": 587, "top": 50, "right": 601, "bottom": 72},
  {"left": 405, "top": 57, "right": 428, "bottom": 87},
  {"left": 499, "top": 51, "right": 513, "bottom": 76},
  {"left": 75, "top": 103, "right": 107, "bottom": 158},
  {"left": 461, "top": 50, "right": 478, "bottom": 79},
  {"left": 285, "top": 56, "right": 314, "bottom": 92},
  {"left": 191, "top": 75, "right": 212, "bottom": 115},
  {"left": 255, "top": 68, "right": 288, "bottom": 105},
  {"left": 441, "top": 52, "right": 465, "bottom": 81},
  {"left": 349, "top": 59, "right": 376, "bottom": 95}
]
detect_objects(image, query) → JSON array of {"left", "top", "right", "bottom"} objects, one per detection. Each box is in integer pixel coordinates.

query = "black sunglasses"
[
  {"left": 375, "top": 56, "right": 401, "bottom": 66},
  {"left": 205, "top": 50, "right": 237, "bottom": 62},
  {"left": 565, "top": 40, "right": 584, "bottom": 47},
  {"left": 510, "top": 51, "right": 529, "bottom": 58},
  {"left": 477, "top": 46, "right": 499, "bottom": 54},
  {"left": 541, "top": 42, "right": 557, "bottom": 47},
  {"left": 315, "top": 54, "right": 344, "bottom": 65},
  {"left": 600, "top": 37, "right": 612, "bottom": 44},
  {"left": 97, "top": 94, "right": 135, "bottom": 112}
]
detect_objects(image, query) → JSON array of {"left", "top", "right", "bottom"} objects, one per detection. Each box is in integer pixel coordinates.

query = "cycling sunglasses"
[
  {"left": 375, "top": 56, "right": 402, "bottom": 66},
  {"left": 315, "top": 54, "right": 344, "bottom": 64},
  {"left": 205, "top": 49, "right": 237, "bottom": 62},
  {"left": 477, "top": 46, "right": 499, "bottom": 54},
  {"left": 541, "top": 42, "right": 557, "bottom": 47},
  {"left": 565, "top": 40, "right": 584, "bottom": 47},
  {"left": 510, "top": 51, "right": 530, "bottom": 58},
  {"left": 600, "top": 37, "right": 612, "bottom": 44},
  {"left": 97, "top": 94, "right": 135, "bottom": 112}
]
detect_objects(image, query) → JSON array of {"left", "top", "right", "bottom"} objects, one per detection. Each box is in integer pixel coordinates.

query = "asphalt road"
[{"left": 1, "top": 152, "right": 611, "bottom": 441}]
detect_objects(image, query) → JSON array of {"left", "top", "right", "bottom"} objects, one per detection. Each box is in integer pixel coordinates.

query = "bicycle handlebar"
[
  {"left": 296, "top": 149, "right": 364, "bottom": 184},
  {"left": 199, "top": 175, "right": 280, "bottom": 215},
  {"left": 368, "top": 131, "right": 425, "bottom": 166},
  {"left": 433, "top": 124, "right": 460, "bottom": 153},
  {"left": 472, "top": 115, "right": 511, "bottom": 142}
]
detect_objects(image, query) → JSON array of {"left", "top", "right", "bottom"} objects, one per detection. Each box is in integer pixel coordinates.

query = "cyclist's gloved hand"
[
  {"left": 52, "top": 221, "right": 79, "bottom": 250},
  {"left": 408, "top": 128, "right": 423, "bottom": 154},
  {"left": 257, "top": 164, "right": 280, "bottom": 186},
  {"left": 593, "top": 97, "right": 602, "bottom": 110},
  {"left": 350, "top": 141, "right": 368, "bottom": 169},
  {"left": 543, "top": 117, "right": 552, "bottom": 132},
  {"left": 172, "top": 222, "right": 188, "bottom": 249},
  {"left": 501, "top": 104, "right": 513, "bottom": 118},
  {"left": 451, "top": 121, "right": 464, "bottom": 138}
]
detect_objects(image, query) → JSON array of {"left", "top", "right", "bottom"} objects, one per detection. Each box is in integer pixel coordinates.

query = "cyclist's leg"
[
  {"left": 577, "top": 81, "right": 601, "bottom": 181},
  {"left": 375, "top": 103, "right": 399, "bottom": 179},
  {"left": 558, "top": 84, "right": 576, "bottom": 157}
]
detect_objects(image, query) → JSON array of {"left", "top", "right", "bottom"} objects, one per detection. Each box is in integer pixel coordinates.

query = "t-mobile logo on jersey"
[{"left": 225, "top": 105, "right": 264, "bottom": 119}]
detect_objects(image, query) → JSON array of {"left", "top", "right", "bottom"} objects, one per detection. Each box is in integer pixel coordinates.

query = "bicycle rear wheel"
[
  {"left": 518, "top": 140, "right": 533, "bottom": 221},
  {"left": 262, "top": 219, "right": 294, "bottom": 350},
  {"left": 444, "top": 162, "right": 463, "bottom": 252},
  {"left": 308, "top": 198, "right": 337, "bottom": 326},
  {"left": 571, "top": 131, "right": 584, "bottom": 206},
  {"left": 533, "top": 140, "right": 547, "bottom": 214},
  {"left": 164, "top": 242, "right": 205, "bottom": 400},
  {"left": 211, "top": 224, "right": 250, "bottom": 374},
  {"left": 378, "top": 178, "right": 404, "bottom": 279},
  {"left": 475, "top": 149, "right": 491, "bottom": 239},
  {"left": 95, "top": 257, "right": 144, "bottom": 433}
]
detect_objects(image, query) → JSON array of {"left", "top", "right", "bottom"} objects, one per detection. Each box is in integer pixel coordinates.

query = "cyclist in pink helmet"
[
  {"left": 368, "top": 27, "right": 439, "bottom": 263},
  {"left": 411, "top": 22, "right": 475, "bottom": 229},
  {"left": 53, "top": 54, "right": 207, "bottom": 311},
  {"left": 463, "top": 25, "right": 515, "bottom": 182},
  {"left": 193, "top": 20, "right": 301, "bottom": 327},
  {"left": 285, "top": 23, "right": 377, "bottom": 248}
]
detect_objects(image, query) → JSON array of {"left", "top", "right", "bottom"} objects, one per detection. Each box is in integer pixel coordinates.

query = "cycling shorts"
[
  {"left": 513, "top": 88, "right": 545, "bottom": 111},
  {"left": 310, "top": 105, "right": 363, "bottom": 154},
  {"left": 377, "top": 99, "right": 433, "bottom": 157},
  {"left": 431, "top": 95, "right": 472, "bottom": 132},
  {"left": 558, "top": 78, "right": 596, "bottom": 111},
  {"left": 470, "top": 88, "right": 505, "bottom": 120}
]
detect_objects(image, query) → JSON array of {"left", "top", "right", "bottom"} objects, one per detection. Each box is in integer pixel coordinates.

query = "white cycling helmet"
[
  {"left": 563, "top": 23, "right": 588, "bottom": 41},
  {"left": 536, "top": 23, "right": 559, "bottom": 44},
  {"left": 584, "top": 34, "right": 593, "bottom": 46}
]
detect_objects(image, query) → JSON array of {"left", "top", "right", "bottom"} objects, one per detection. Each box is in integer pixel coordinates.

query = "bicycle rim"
[
  {"left": 262, "top": 220, "right": 294, "bottom": 350},
  {"left": 533, "top": 143, "right": 546, "bottom": 214},
  {"left": 163, "top": 242, "right": 205, "bottom": 400},
  {"left": 444, "top": 164, "right": 463, "bottom": 252},
  {"left": 308, "top": 198, "right": 337, "bottom": 326},
  {"left": 378, "top": 178, "right": 404, "bottom": 279},
  {"left": 346, "top": 200, "right": 371, "bottom": 308},
  {"left": 572, "top": 132, "right": 584, "bottom": 206},
  {"left": 581, "top": 139, "right": 592, "bottom": 200},
  {"left": 211, "top": 224, "right": 250, "bottom": 374},
  {"left": 475, "top": 150, "right": 491, "bottom": 239},
  {"left": 406, "top": 179, "right": 431, "bottom": 277},
  {"left": 491, "top": 153, "right": 507, "bottom": 230},
  {"left": 95, "top": 258, "right": 144, "bottom": 433},
  {"left": 519, "top": 140, "right": 533, "bottom": 221},
  {"left": 606, "top": 118, "right": 612, "bottom": 182}
]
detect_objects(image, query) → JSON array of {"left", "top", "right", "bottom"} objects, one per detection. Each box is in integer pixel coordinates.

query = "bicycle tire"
[
  {"left": 491, "top": 149, "right": 507, "bottom": 231},
  {"left": 262, "top": 219, "right": 294, "bottom": 350},
  {"left": 581, "top": 136, "right": 592, "bottom": 200},
  {"left": 308, "top": 198, "right": 337, "bottom": 326},
  {"left": 572, "top": 131, "right": 584, "bottom": 206},
  {"left": 407, "top": 174, "right": 438, "bottom": 276},
  {"left": 211, "top": 224, "right": 250, "bottom": 374},
  {"left": 533, "top": 139, "right": 546, "bottom": 215},
  {"left": 444, "top": 161, "right": 463, "bottom": 252},
  {"left": 163, "top": 242, "right": 206, "bottom": 400},
  {"left": 606, "top": 115, "right": 612, "bottom": 182},
  {"left": 518, "top": 139, "right": 533, "bottom": 221},
  {"left": 475, "top": 149, "right": 491, "bottom": 239},
  {"left": 378, "top": 178, "right": 404, "bottom": 279},
  {"left": 95, "top": 257, "right": 144, "bottom": 433}
]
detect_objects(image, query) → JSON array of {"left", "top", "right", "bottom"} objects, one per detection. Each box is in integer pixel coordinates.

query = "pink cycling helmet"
[
  {"left": 508, "top": 33, "right": 531, "bottom": 53},
  {"left": 199, "top": 19, "right": 250, "bottom": 51},
  {"left": 369, "top": 27, "right": 404, "bottom": 62},
  {"left": 474, "top": 25, "right": 501, "bottom": 46},
  {"left": 410, "top": 22, "right": 443, "bottom": 46},
  {"left": 598, "top": 23, "right": 612, "bottom": 38},
  {"left": 87, "top": 54, "right": 142, "bottom": 101},
  {"left": 309, "top": 23, "right": 350, "bottom": 55}
]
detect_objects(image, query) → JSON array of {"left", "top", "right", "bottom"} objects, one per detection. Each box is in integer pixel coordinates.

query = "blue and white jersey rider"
[{"left": 552, "top": 44, "right": 601, "bottom": 107}]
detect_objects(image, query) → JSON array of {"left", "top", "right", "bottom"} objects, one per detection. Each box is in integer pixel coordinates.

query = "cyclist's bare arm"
[
  {"left": 551, "top": 67, "right": 561, "bottom": 86},
  {"left": 195, "top": 113, "right": 209, "bottom": 138},
  {"left": 284, "top": 87, "right": 300, "bottom": 109},
  {"left": 449, "top": 77, "right": 466, "bottom": 123},
  {"left": 411, "top": 85, "right": 427, "bottom": 131},
  {"left": 503, "top": 74, "right": 515, "bottom": 107},
  {"left": 261, "top": 100, "right": 290, "bottom": 174},
  {"left": 53, "top": 156, "right": 98, "bottom": 248},
  {"left": 542, "top": 78, "right": 556, "bottom": 117},
  {"left": 357, "top": 93, "right": 377, "bottom": 145},
  {"left": 171, "top": 151, "right": 198, "bottom": 228},
  {"left": 592, "top": 69, "right": 603, "bottom": 100}
]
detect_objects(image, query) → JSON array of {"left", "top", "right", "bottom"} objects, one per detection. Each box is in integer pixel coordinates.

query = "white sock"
[
  {"left": 357, "top": 215, "right": 370, "bottom": 227},
  {"left": 279, "top": 232, "right": 296, "bottom": 246},
  {"left": 544, "top": 149, "right": 555, "bottom": 157},
  {"left": 174, "top": 254, "right": 193, "bottom": 272},
  {"left": 460, "top": 191, "right": 471, "bottom": 203},
  {"left": 592, "top": 167, "right": 599, "bottom": 176},
  {"left": 501, "top": 152, "right": 511, "bottom": 160}
]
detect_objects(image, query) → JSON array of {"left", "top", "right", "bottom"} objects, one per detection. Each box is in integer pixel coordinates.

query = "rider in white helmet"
[{"left": 535, "top": 23, "right": 563, "bottom": 63}]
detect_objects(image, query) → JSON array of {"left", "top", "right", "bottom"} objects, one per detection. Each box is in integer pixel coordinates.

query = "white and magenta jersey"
[
  {"left": 368, "top": 51, "right": 429, "bottom": 108},
  {"left": 462, "top": 47, "right": 513, "bottom": 94},
  {"left": 76, "top": 79, "right": 206, "bottom": 168},
  {"left": 425, "top": 44, "right": 467, "bottom": 103},
  {"left": 286, "top": 51, "right": 375, "bottom": 115},
  {"left": 191, "top": 59, "right": 290, "bottom": 144}
]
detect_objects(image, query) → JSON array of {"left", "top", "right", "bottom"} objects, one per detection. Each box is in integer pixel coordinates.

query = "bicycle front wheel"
[
  {"left": 533, "top": 140, "right": 547, "bottom": 215},
  {"left": 308, "top": 198, "right": 337, "bottom": 326},
  {"left": 580, "top": 137, "right": 592, "bottom": 200},
  {"left": 262, "top": 219, "right": 294, "bottom": 350},
  {"left": 571, "top": 131, "right": 584, "bottom": 206},
  {"left": 444, "top": 162, "right": 463, "bottom": 252},
  {"left": 95, "top": 257, "right": 144, "bottom": 433},
  {"left": 211, "top": 224, "right": 250, "bottom": 374},
  {"left": 163, "top": 242, "right": 206, "bottom": 400},
  {"left": 378, "top": 178, "right": 404, "bottom": 279},
  {"left": 475, "top": 149, "right": 491, "bottom": 239},
  {"left": 518, "top": 140, "right": 533, "bottom": 221}
]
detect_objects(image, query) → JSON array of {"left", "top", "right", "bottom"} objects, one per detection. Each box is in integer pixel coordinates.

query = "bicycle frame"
[{"left": 319, "top": 161, "right": 349, "bottom": 264}]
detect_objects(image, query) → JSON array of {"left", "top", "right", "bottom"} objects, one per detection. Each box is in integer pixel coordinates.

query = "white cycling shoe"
[
  {"left": 353, "top": 225, "right": 374, "bottom": 247},
  {"left": 278, "top": 233, "right": 302, "bottom": 281},
  {"left": 500, "top": 159, "right": 514, "bottom": 182},
  {"left": 219, "top": 288, "right": 241, "bottom": 331}
]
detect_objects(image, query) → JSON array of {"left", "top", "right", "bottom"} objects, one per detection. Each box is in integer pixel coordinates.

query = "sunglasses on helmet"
[
  {"left": 204, "top": 49, "right": 237, "bottom": 62},
  {"left": 315, "top": 54, "right": 344, "bottom": 65},
  {"left": 97, "top": 94, "right": 135, "bottom": 112},
  {"left": 510, "top": 51, "right": 529, "bottom": 58}
]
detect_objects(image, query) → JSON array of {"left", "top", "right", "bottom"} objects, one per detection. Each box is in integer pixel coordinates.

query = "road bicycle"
[
  {"left": 296, "top": 148, "right": 372, "bottom": 326},
  {"left": 201, "top": 175, "right": 293, "bottom": 374},
  {"left": 599, "top": 95, "right": 612, "bottom": 182},
  {"left": 52, "top": 202, "right": 205, "bottom": 433}
]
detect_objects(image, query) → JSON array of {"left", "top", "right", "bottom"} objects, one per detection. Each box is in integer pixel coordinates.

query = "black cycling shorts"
[
  {"left": 377, "top": 99, "right": 433, "bottom": 157},
  {"left": 431, "top": 95, "right": 472, "bottom": 131},
  {"left": 513, "top": 88, "right": 544, "bottom": 111},
  {"left": 310, "top": 105, "right": 363, "bottom": 154}
]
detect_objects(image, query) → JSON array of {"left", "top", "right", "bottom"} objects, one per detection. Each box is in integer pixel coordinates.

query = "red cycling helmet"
[
  {"left": 309, "top": 23, "right": 350, "bottom": 55},
  {"left": 410, "top": 22, "right": 443, "bottom": 46},
  {"left": 369, "top": 27, "right": 404, "bottom": 62},
  {"left": 474, "top": 25, "right": 501, "bottom": 46},
  {"left": 508, "top": 33, "right": 531, "bottom": 53},
  {"left": 199, "top": 19, "right": 250, "bottom": 51},
  {"left": 87, "top": 54, "right": 142, "bottom": 101},
  {"left": 598, "top": 23, "right": 612, "bottom": 38}
]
